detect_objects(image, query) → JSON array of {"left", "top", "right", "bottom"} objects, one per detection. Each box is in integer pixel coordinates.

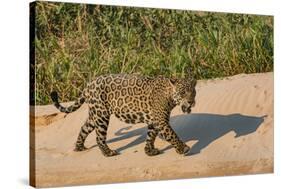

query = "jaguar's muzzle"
[{"left": 181, "top": 100, "right": 195, "bottom": 114}]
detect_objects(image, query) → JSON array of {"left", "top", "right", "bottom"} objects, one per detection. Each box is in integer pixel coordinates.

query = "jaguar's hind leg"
[
  {"left": 95, "top": 116, "right": 119, "bottom": 157},
  {"left": 74, "top": 119, "right": 95, "bottom": 151}
]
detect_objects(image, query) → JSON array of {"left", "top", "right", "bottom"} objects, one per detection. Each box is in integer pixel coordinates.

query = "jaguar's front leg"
[
  {"left": 157, "top": 120, "right": 190, "bottom": 155},
  {"left": 144, "top": 124, "right": 160, "bottom": 156}
]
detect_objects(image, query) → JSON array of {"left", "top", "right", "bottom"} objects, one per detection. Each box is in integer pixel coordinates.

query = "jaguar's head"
[{"left": 170, "top": 70, "right": 197, "bottom": 113}]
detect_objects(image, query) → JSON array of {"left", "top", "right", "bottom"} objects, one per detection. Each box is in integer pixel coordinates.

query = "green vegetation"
[{"left": 34, "top": 2, "right": 273, "bottom": 105}]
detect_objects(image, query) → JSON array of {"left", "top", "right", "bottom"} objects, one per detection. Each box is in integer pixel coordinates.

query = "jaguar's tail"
[{"left": 50, "top": 91, "right": 85, "bottom": 113}]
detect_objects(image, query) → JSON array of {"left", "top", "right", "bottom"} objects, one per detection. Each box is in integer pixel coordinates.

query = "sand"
[{"left": 30, "top": 72, "right": 274, "bottom": 187}]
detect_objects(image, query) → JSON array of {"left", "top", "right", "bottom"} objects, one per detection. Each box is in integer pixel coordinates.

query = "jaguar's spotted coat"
[{"left": 51, "top": 73, "right": 196, "bottom": 157}]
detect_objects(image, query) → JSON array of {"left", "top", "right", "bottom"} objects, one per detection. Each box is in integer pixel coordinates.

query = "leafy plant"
[{"left": 34, "top": 2, "right": 273, "bottom": 105}]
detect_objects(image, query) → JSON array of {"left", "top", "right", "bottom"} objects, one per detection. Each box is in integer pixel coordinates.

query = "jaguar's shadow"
[{"left": 97, "top": 113, "right": 265, "bottom": 155}]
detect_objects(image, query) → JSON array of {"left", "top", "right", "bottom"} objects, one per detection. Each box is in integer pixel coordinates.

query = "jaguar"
[{"left": 51, "top": 72, "right": 197, "bottom": 157}]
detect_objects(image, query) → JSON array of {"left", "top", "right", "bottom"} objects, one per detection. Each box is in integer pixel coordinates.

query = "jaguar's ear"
[
  {"left": 169, "top": 77, "right": 178, "bottom": 85},
  {"left": 191, "top": 79, "right": 197, "bottom": 87}
]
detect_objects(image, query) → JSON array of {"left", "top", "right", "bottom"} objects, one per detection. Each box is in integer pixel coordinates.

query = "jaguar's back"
[{"left": 84, "top": 74, "right": 157, "bottom": 125}]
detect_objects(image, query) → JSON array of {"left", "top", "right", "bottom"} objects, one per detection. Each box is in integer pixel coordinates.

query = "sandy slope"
[{"left": 30, "top": 72, "right": 273, "bottom": 187}]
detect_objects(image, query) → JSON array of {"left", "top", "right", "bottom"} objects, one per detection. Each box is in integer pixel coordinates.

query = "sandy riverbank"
[{"left": 30, "top": 72, "right": 273, "bottom": 187}]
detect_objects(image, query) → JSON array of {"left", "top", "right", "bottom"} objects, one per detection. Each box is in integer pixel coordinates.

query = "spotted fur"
[{"left": 51, "top": 73, "right": 196, "bottom": 157}]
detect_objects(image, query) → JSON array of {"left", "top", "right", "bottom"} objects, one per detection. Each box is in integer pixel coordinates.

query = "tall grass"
[{"left": 33, "top": 2, "right": 273, "bottom": 105}]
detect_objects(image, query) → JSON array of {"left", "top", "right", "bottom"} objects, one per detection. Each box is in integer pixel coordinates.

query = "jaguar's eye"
[{"left": 180, "top": 91, "right": 186, "bottom": 95}]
